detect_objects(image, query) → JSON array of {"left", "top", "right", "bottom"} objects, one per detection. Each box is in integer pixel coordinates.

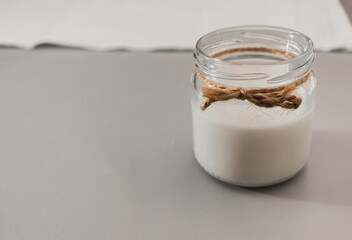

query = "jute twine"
[{"left": 197, "top": 47, "right": 311, "bottom": 110}]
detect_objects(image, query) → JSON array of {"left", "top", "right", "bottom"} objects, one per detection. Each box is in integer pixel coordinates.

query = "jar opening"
[{"left": 194, "top": 25, "right": 315, "bottom": 88}]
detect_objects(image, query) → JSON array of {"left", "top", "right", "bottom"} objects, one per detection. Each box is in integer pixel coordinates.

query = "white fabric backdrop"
[{"left": 0, "top": 0, "right": 351, "bottom": 51}]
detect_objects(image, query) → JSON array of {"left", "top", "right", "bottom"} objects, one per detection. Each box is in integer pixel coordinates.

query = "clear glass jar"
[{"left": 191, "top": 26, "right": 316, "bottom": 187}]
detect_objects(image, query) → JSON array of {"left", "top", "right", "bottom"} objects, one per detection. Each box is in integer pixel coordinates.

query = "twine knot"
[
  {"left": 239, "top": 88, "right": 247, "bottom": 100},
  {"left": 198, "top": 71, "right": 310, "bottom": 111}
]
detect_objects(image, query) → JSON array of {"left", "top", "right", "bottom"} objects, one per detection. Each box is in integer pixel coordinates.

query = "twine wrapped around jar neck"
[{"left": 197, "top": 47, "right": 311, "bottom": 111}]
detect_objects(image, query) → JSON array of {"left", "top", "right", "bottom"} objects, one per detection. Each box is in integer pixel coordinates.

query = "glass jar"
[{"left": 191, "top": 26, "right": 316, "bottom": 187}]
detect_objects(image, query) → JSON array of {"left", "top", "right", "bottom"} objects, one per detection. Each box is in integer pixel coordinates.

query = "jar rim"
[
  {"left": 194, "top": 25, "right": 315, "bottom": 87},
  {"left": 195, "top": 25, "right": 314, "bottom": 67}
]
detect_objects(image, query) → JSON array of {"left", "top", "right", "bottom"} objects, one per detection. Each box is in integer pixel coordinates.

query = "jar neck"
[{"left": 194, "top": 26, "right": 315, "bottom": 88}]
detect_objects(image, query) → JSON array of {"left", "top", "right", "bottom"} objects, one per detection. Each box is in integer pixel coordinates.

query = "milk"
[{"left": 191, "top": 99, "right": 314, "bottom": 187}]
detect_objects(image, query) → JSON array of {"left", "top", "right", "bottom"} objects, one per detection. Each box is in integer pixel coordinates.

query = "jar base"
[{"left": 196, "top": 157, "right": 306, "bottom": 188}]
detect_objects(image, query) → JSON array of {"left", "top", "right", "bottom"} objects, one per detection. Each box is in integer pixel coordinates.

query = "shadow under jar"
[{"left": 191, "top": 26, "right": 316, "bottom": 187}]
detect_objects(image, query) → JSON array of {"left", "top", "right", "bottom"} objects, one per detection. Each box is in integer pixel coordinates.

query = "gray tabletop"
[{"left": 0, "top": 49, "right": 352, "bottom": 239}]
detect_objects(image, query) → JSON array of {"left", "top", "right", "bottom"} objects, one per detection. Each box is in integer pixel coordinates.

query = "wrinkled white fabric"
[{"left": 0, "top": 0, "right": 351, "bottom": 51}]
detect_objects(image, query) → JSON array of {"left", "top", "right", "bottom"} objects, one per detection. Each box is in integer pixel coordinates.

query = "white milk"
[{"left": 191, "top": 100, "right": 314, "bottom": 187}]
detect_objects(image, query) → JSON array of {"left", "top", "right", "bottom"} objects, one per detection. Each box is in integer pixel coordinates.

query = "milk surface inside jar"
[{"left": 191, "top": 26, "right": 316, "bottom": 187}]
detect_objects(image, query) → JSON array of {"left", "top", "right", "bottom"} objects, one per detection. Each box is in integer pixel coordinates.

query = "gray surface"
[
  {"left": 341, "top": 0, "right": 352, "bottom": 23},
  {"left": 0, "top": 49, "right": 352, "bottom": 239}
]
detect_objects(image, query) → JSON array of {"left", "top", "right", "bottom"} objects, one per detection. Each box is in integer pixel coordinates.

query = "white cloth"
[{"left": 0, "top": 0, "right": 351, "bottom": 51}]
